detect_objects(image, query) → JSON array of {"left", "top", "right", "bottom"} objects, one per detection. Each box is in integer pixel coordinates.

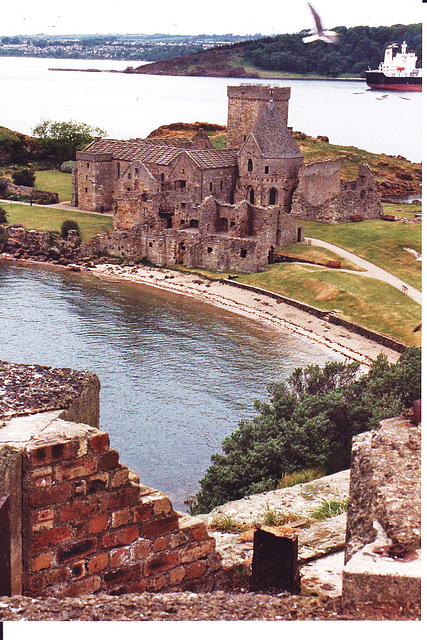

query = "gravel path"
[
  {"left": 306, "top": 237, "right": 421, "bottom": 304},
  {"left": 0, "top": 592, "right": 420, "bottom": 621}
]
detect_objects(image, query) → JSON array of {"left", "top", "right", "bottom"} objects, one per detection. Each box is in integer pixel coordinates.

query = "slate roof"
[
  {"left": 81, "top": 139, "right": 237, "bottom": 169},
  {"left": 250, "top": 101, "right": 303, "bottom": 159}
]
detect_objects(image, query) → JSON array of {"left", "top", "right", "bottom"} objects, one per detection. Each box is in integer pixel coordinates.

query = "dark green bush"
[
  {"left": 0, "top": 206, "right": 8, "bottom": 224},
  {"left": 60, "top": 219, "right": 81, "bottom": 239},
  {"left": 11, "top": 167, "right": 36, "bottom": 187},
  {"left": 189, "top": 348, "right": 421, "bottom": 514}
]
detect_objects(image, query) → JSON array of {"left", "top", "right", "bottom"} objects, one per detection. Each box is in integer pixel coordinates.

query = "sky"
[{"left": 0, "top": 0, "right": 424, "bottom": 36}]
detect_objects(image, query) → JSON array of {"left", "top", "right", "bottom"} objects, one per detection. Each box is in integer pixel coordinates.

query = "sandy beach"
[{"left": 90, "top": 262, "right": 401, "bottom": 367}]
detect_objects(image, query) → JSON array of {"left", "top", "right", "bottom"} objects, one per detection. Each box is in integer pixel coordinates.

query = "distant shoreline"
[{"left": 47, "top": 66, "right": 365, "bottom": 82}]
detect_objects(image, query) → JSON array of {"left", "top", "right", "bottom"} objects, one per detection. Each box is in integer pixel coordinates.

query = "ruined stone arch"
[
  {"left": 248, "top": 158, "right": 253, "bottom": 172},
  {"left": 247, "top": 187, "right": 255, "bottom": 205}
]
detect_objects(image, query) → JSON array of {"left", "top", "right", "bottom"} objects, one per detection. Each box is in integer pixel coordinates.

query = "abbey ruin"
[{"left": 72, "top": 85, "right": 383, "bottom": 272}]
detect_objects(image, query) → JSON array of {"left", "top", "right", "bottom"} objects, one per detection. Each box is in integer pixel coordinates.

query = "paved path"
[{"left": 306, "top": 237, "right": 421, "bottom": 305}]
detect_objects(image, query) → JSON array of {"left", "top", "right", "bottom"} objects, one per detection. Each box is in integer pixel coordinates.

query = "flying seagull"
[{"left": 302, "top": 3, "right": 339, "bottom": 44}]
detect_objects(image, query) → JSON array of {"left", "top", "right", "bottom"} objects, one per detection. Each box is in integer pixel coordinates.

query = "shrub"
[
  {"left": 11, "top": 167, "right": 36, "bottom": 187},
  {"left": 0, "top": 206, "right": 8, "bottom": 224},
  {"left": 60, "top": 160, "right": 76, "bottom": 173},
  {"left": 189, "top": 348, "right": 421, "bottom": 514},
  {"left": 60, "top": 219, "right": 81, "bottom": 239}
]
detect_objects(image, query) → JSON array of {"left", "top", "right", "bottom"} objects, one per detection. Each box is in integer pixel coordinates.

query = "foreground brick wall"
[{"left": 21, "top": 423, "right": 221, "bottom": 597}]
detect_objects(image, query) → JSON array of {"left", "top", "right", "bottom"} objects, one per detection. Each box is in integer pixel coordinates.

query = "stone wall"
[
  {"left": 342, "top": 415, "right": 421, "bottom": 605},
  {"left": 0, "top": 362, "right": 222, "bottom": 598},
  {"left": 0, "top": 226, "right": 81, "bottom": 264},
  {"left": 291, "top": 161, "right": 383, "bottom": 223},
  {"left": 0, "top": 177, "right": 59, "bottom": 204}
]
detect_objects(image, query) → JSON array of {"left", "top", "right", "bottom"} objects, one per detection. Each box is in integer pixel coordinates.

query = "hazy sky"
[{"left": 1, "top": 0, "right": 423, "bottom": 36}]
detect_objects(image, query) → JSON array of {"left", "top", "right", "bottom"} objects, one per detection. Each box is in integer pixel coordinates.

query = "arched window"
[
  {"left": 269, "top": 188, "right": 277, "bottom": 205},
  {"left": 249, "top": 189, "right": 255, "bottom": 205},
  {"left": 248, "top": 158, "right": 253, "bottom": 172}
]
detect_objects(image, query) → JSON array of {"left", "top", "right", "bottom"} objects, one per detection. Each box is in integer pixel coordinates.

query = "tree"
[
  {"left": 32, "top": 120, "right": 107, "bottom": 163},
  {"left": 12, "top": 167, "right": 36, "bottom": 187},
  {"left": 60, "top": 219, "right": 81, "bottom": 239},
  {"left": 189, "top": 348, "right": 421, "bottom": 514}
]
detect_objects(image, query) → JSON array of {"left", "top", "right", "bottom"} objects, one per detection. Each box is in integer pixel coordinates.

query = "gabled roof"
[
  {"left": 249, "top": 101, "right": 303, "bottom": 159},
  {"left": 185, "top": 149, "right": 237, "bottom": 169},
  {"left": 80, "top": 139, "right": 237, "bottom": 169}
]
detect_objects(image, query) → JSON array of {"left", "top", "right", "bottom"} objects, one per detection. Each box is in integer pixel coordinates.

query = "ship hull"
[{"left": 365, "top": 71, "right": 422, "bottom": 92}]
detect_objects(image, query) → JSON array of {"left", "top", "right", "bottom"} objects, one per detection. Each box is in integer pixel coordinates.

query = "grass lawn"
[
  {"left": 1, "top": 202, "right": 112, "bottom": 242},
  {"left": 34, "top": 170, "right": 72, "bottom": 202},
  {"left": 237, "top": 263, "right": 421, "bottom": 347},
  {"left": 299, "top": 213, "right": 421, "bottom": 290},
  {"left": 278, "top": 243, "right": 363, "bottom": 271}
]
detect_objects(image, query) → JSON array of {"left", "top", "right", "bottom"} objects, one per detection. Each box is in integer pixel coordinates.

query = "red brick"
[
  {"left": 88, "top": 513, "right": 109, "bottom": 534},
  {"left": 133, "top": 502, "right": 152, "bottom": 523},
  {"left": 103, "top": 563, "right": 142, "bottom": 587},
  {"left": 31, "top": 551, "right": 54, "bottom": 572},
  {"left": 111, "top": 467, "right": 130, "bottom": 488},
  {"left": 31, "top": 466, "right": 53, "bottom": 487},
  {"left": 101, "top": 525, "right": 139, "bottom": 549},
  {"left": 28, "top": 440, "right": 76, "bottom": 466},
  {"left": 23, "top": 571, "right": 47, "bottom": 594},
  {"left": 107, "top": 580, "right": 147, "bottom": 595},
  {"left": 89, "top": 432, "right": 110, "bottom": 453},
  {"left": 111, "top": 508, "right": 131, "bottom": 528},
  {"left": 87, "top": 553, "right": 109, "bottom": 574},
  {"left": 31, "top": 525, "right": 73, "bottom": 551},
  {"left": 100, "top": 486, "right": 139, "bottom": 511},
  {"left": 57, "top": 537, "right": 97, "bottom": 563},
  {"left": 180, "top": 539, "right": 216, "bottom": 564},
  {"left": 33, "top": 508, "right": 54, "bottom": 531},
  {"left": 98, "top": 450, "right": 120, "bottom": 471},
  {"left": 59, "top": 498, "right": 99, "bottom": 523},
  {"left": 59, "top": 575, "right": 101, "bottom": 597},
  {"left": 188, "top": 523, "right": 208, "bottom": 542},
  {"left": 109, "top": 547, "right": 130, "bottom": 568},
  {"left": 169, "top": 565, "right": 186, "bottom": 585},
  {"left": 131, "top": 539, "right": 151, "bottom": 561},
  {"left": 71, "top": 560, "right": 86, "bottom": 579},
  {"left": 152, "top": 537, "right": 169, "bottom": 553},
  {"left": 72, "top": 520, "right": 87, "bottom": 539},
  {"left": 54, "top": 456, "right": 98, "bottom": 482},
  {"left": 144, "top": 551, "right": 179, "bottom": 577},
  {"left": 147, "top": 573, "right": 166, "bottom": 592},
  {"left": 140, "top": 515, "right": 179, "bottom": 539},
  {"left": 28, "top": 483, "right": 72, "bottom": 509},
  {"left": 186, "top": 560, "right": 206, "bottom": 581}
]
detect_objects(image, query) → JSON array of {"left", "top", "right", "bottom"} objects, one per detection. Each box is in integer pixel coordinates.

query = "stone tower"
[{"left": 227, "top": 85, "right": 291, "bottom": 149}]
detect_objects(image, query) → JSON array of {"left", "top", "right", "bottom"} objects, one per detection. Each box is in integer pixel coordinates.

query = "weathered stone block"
[{"left": 89, "top": 432, "right": 110, "bottom": 453}]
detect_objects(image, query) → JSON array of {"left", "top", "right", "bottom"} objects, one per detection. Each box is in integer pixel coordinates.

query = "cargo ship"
[{"left": 365, "top": 41, "right": 422, "bottom": 91}]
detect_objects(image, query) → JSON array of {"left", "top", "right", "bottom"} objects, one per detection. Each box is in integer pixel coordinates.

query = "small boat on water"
[{"left": 365, "top": 41, "right": 422, "bottom": 92}]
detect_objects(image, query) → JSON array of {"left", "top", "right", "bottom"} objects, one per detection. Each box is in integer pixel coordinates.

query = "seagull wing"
[{"left": 308, "top": 2, "right": 323, "bottom": 34}]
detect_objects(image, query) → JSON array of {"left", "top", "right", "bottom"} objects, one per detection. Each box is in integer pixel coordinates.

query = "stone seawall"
[{"left": 222, "top": 279, "right": 407, "bottom": 354}]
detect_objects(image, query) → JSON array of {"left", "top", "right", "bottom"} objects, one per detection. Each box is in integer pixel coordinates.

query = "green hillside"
[{"left": 132, "top": 23, "right": 422, "bottom": 79}]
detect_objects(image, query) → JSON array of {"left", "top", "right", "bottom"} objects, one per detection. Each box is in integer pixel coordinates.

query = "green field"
[
  {"left": 237, "top": 263, "right": 421, "bottom": 347},
  {"left": 34, "top": 170, "right": 72, "bottom": 202},
  {"left": 300, "top": 213, "right": 422, "bottom": 291},
  {"left": 0, "top": 202, "right": 112, "bottom": 242}
]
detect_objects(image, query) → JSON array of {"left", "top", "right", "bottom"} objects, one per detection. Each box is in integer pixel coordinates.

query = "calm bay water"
[
  {"left": 0, "top": 262, "right": 341, "bottom": 510},
  {"left": 0, "top": 56, "right": 422, "bottom": 162}
]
